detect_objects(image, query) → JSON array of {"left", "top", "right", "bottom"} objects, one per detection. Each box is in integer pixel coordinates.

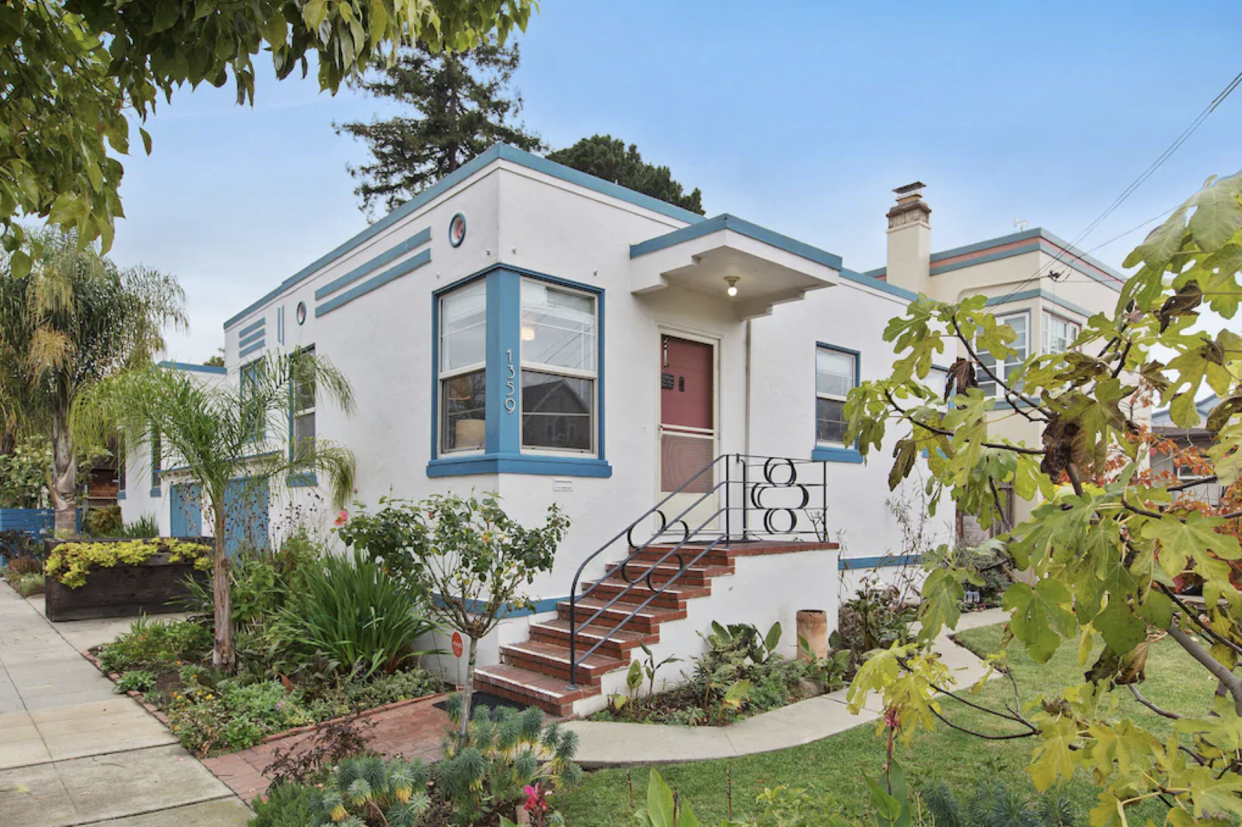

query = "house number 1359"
[{"left": 504, "top": 349, "right": 517, "bottom": 413}]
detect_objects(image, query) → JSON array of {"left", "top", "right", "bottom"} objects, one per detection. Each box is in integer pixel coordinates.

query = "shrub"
[
  {"left": 833, "top": 576, "right": 914, "bottom": 666},
  {"left": 308, "top": 669, "right": 447, "bottom": 720},
  {"left": 116, "top": 670, "right": 156, "bottom": 693},
  {"left": 46, "top": 539, "right": 211, "bottom": 588},
  {"left": 118, "top": 514, "right": 160, "bottom": 538},
  {"left": 9, "top": 556, "right": 43, "bottom": 576},
  {"left": 166, "top": 678, "right": 314, "bottom": 756},
  {"left": 921, "top": 775, "right": 1079, "bottom": 827},
  {"left": 97, "top": 616, "right": 214, "bottom": 673},
  {"left": 17, "top": 573, "right": 45, "bottom": 597},
  {"left": 250, "top": 782, "right": 327, "bottom": 827},
  {"left": 264, "top": 714, "right": 379, "bottom": 787},
  {"left": 83, "top": 505, "right": 123, "bottom": 537},
  {"left": 0, "top": 529, "right": 43, "bottom": 566},
  {"left": 272, "top": 551, "right": 438, "bottom": 681}
]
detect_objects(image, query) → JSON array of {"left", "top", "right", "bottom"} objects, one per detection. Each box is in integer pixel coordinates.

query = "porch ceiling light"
[
  {"left": 521, "top": 326, "right": 536, "bottom": 341},
  {"left": 725, "top": 276, "right": 740, "bottom": 297}
]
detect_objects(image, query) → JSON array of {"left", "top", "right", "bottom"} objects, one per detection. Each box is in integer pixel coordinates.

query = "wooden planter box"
[{"left": 43, "top": 537, "right": 211, "bottom": 622}]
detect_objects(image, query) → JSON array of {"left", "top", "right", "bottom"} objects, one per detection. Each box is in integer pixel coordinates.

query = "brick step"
[
  {"left": 474, "top": 664, "right": 598, "bottom": 717},
  {"left": 556, "top": 597, "right": 686, "bottom": 633},
  {"left": 501, "top": 640, "right": 628, "bottom": 685},
  {"left": 603, "top": 560, "right": 734, "bottom": 587},
  {"left": 584, "top": 579, "right": 710, "bottom": 610},
  {"left": 628, "top": 544, "right": 734, "bottom": 568},
  {"left": 528, "top": 619, "right": 659, "bottom": 659}
]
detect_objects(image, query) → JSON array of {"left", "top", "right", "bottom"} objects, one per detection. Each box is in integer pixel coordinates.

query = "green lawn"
[{"left": 557, "top": 623, "right": 1216, "bottom": 825}]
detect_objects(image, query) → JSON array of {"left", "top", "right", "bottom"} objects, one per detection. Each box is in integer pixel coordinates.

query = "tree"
[
  {"left": 72, "top": 350, "right": 357, "bottom": 669},
  {"left": 548, "top": 135, "right": 705, "bottom": 215},
  {"left": 204, "top": 354, "right": 225, "bottom": 368},
  {"left": 336, "top": 37, "right": 542, "bottom": 217},
  {"left": 0, "top": 227, "right": 185, "bottom": 533},
  {"left": 1, "top": 1, "right": 537, "bottom": 254},
  {"left": 844, "top": 171, "right": 1242, "bottom": 824},
  {"left": 337, "top": 492, "right": 568, "bottom": 740}
]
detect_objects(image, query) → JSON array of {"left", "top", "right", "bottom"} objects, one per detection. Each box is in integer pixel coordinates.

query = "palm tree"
[
  {"left": 72, "top": 349, "right": 356, "bottom": 669},
  {"left": 0, "top": 228, "right": 186, "bottom": 533}
]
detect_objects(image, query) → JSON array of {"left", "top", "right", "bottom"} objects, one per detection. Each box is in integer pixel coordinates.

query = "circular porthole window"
[
  {"left": 295, "top": 301, "right": 307, "bottom": 325},
  {"left": 448, "top": 213, "right": 467, "bottom": 247}
]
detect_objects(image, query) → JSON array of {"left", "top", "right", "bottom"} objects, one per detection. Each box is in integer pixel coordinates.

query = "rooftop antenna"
[{"left": 1013, "top": 218, "right": 1029, "bottom": 231}]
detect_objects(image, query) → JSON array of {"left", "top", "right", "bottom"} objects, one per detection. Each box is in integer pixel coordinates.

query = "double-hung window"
[
  {"left": 1041, "top": 311, "right": 1081, "bottom": 356},
  {"left": 439, "top": 279, "right": 487, "bottom": 453},
  {"left": 290, "top": 346, "right": 316, "bottom": 460},
  {"left": 240, "top": 360, "right": 265, "bottom": 442},
  {"left": 815, "top": 346, "right": 857, "bottom": 445},
  {"left": 520, "top": 280, "right": 597, "bottom": 453},
  {"left": 976, "top": 312, "right": 1027, "bottom": 398}
]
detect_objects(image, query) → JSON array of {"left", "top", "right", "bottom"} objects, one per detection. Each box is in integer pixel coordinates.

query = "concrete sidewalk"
[
  {"left": 565, "top": 608, "right": 1006, "bottom": 767},
  {"left": 0, "top": 586, "right": 251, "bottom": 827}
]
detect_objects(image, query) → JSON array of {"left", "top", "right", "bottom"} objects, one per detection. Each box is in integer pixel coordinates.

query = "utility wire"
[{"left": 991, "top": 67, "right": 1242, "bottom": 306}]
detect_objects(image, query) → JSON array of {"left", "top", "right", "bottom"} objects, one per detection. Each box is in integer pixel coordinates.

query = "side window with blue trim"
[
  {"left": 977, "top": 312, "right": 1027, "bottom": 397},
  {"left": 815, "top": 346, "right": 857, "bottom": 446},
  {"left": 439, "top": 280, "right": 487, "bottom": 453},
  {"left": 520, "top": 280, "right": 597, "bottom": 454},
  {"left": 290, "top": 346, "right": 316, "bottom": 460}
]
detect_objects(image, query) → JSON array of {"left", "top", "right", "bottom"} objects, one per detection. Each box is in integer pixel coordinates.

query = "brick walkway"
[{"left": 202, "top": 694, "right": 453, "bottom": 802}]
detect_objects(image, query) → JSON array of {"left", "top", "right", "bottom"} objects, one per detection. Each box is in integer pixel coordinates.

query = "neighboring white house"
[{"left": 120, "top": 146, "right": 1123, "bottom": 715}]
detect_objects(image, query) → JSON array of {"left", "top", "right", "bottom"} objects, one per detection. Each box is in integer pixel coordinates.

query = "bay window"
[
  {"left": 520, "top": 280, "right": 597, "bottom": 453},
  {"left": 815, "top": 345, "right": 857, "bottom": 445},
  {"left": 439, "top": 279, "right": 487, "bottom": 453},
  {"left": 1041, "top": 311, "right": 1081, "bottom": 355},
  {"left": 976, "top": 312, "right": 1027, "bottom": 397}
]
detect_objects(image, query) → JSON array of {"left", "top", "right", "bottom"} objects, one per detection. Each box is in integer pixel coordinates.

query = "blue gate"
[
  {"left": 223, "top": 478, "right": 269, "bottom": 557},
  {"left": 169, "top": 483, "right": 203, "bottom": 538}
]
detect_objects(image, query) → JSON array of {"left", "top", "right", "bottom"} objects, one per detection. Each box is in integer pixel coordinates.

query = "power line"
[{"left": 992, "top": 67, "right": 1242, "bottom": 306}]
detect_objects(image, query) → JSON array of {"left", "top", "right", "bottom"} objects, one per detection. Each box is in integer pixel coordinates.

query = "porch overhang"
[{"left": 628, "top": 214, "right": 840, "bottom": 319}]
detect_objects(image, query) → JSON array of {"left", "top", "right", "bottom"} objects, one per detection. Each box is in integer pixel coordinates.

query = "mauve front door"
[{"left": 658, "top": 335, "right": 717, "bottom": 533}]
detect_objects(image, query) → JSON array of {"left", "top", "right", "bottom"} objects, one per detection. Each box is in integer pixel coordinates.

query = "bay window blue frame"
[
  {"left": 811, "top": 342, "right": 863, "bottom": 464},
  {"left": 427, "top": 264, "right": 611, "bottom": 478}
]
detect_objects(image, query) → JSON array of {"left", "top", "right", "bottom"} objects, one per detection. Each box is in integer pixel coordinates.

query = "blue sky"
[{"left": 106, "top": 0, "right": 1242, "bottom": 362}]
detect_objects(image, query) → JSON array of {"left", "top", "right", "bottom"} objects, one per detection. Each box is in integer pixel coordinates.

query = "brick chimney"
[{"left": 885, "top": 182, "right": 932, "bottom": 294}]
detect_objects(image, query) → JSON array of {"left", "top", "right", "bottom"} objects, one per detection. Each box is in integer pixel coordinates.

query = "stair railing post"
[
  {"left": 567, "top": 592, "right": 577, "bottom": 690},
  {"left": 724, "top": 454, "right": 732, "bottom": 542},
  {"left": 741, "top": 456, "right": 750, "bottom": 540}
]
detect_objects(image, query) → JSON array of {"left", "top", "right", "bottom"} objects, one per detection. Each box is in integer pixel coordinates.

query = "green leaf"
[
  {"left": 10, "top": 249, "right": 30, "bottom": 279},
  {"left": 917, "top": 567, "right": 964, "bottom": 643},
  {"left": 1188, "top": 180, "right": 1242, "bottom": 251},
  {"left": 1003, "top": 579, "right": 1076, "bottom": 663},
  {"left": 1143, "top": 511, "right": 1242, "bottom": 592},
  {"left": 1028, "top": 715, "right": 1078, "bottom": 791},
  {"left": 644, "top": 769, "right": 676, "bottom": 827},
  {"left": 763, "top": 622, "right": 781, "bottom": 654}
]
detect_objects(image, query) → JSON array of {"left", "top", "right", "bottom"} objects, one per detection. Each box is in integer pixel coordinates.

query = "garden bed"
[{"left": 42, "top": 537, "right": 211, "bottom": 621}]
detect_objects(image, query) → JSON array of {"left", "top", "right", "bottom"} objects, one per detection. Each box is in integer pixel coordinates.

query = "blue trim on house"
[
  {"left": 287, "top": 473, "right": 317, "bottom": 488},
  {"left": 116, "top": 491, "right": 126, "bottom": 501},
  {"left": 838, "top": 268, "right": 917, "bottom": 301},
  {"left": 277, "top": 306, "right": 285, "bottom": 346},
  {"left": 224, "top": 144, "right": 702, "bottom": 331},
  {"left": 149, "top": 486, "right": 162, "bottom": 498},
  {"left": 630, "top": 213, "right": 843, "bottom": 271},
  {"left": 313, "top": 228, "right": 432, "bottom": 301},
  {"left": 238, "top": 318, "right": 265, "bottom": 338},
  {"left": 985, "top": 289, "right": 1093, "bottom": 319},
  {"left": 239, "top": 329, "right": 265, "bottom": 348},
  {"left": 928, "top": 228, "right": 1044, "bottom": 262},
  {"left": 426, "top": 454, "right": 613, "bottom": 478},
  {"left": 838, "top": 554, "right": 923, "bottom": 571},
  {"left": 433, "top": 594, "right": 568, "bottom": 618},
  {"left": 238, "top": 340, "right": 265, "bottom": 359},
  {"left": 486, "top": 270, "right": 517, "bottom": 454},
  {"left": 930, "top": 243, "right": 1043, "bottom": 276},
  {"left": 812, "top": 446, "right": 864, "bottom": 464},
  {"left": 814, "top": 342, "right": 862, "bottom": 462},
  {"left": 448, "top": 213, "right": 467, "bottom": 247},
  {"left": 315, "top": 249, "right": 432, "bottom": 318},
  {"left": 157, "top": 361, "right": 227, "bottom": 375}
]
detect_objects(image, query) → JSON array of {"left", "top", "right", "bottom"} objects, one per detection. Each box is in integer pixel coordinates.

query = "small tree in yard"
[
  {"left": 338, "top": 492, "right": 568, "bottom": 740},
  {"left": 844, "top": 171, "right": 1242, "bottom": 824},
  {"left": 71, "top": 350, "right": 356, "bottom": 670}
]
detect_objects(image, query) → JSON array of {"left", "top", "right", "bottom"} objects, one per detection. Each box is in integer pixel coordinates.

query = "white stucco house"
[{"left": 119, "top": 145, "right": 1123, "bottom": 715}]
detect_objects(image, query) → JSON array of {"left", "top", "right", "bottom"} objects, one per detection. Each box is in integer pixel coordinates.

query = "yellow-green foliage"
[{"left": 45, "top": 540, "right": 212, "bottom": 589}]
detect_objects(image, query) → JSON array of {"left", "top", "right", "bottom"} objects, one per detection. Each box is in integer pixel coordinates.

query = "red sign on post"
[{"left": 451, "top": 632, "right": 464, "bottom": 658}]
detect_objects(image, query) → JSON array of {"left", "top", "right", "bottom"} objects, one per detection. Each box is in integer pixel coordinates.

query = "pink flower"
[
  {"left": 884, "top": 707, "right": 900, "bottom": 731},
  {"left": 524, "top": 783, "right": 549, "bottom": 814},
  {"left": 334, "top": 510, "right": 349, "bottom": 527}
]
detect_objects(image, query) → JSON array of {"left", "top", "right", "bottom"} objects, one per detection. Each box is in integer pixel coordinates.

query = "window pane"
[
  {"left": 521, "top": 369, "right": 593, "bottom": 451},
  {"left": 816, "top": 348, "right": 855, "bottom": 398},
  {"left": 441, "top": 369, "right": 486, "bottom": 451},
  {"left": 440, "top": 281, "right": 487, "bottom": 372},
  {"left": 292, "top": 413, "right": 315, "bottom": 456},
  {"left": 521, "top": 281, "right": 596, "bottom": 372},
  {"left": 816, "top": 397, "right": 847, "bottom": 444}
]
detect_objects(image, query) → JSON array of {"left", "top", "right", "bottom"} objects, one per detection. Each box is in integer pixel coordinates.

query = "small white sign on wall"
[{"left": 553, "top": 478, "right": 573, "bottom": 493}]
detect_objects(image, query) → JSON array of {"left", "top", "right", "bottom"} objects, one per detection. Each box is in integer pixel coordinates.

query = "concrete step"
[
  {"left": 500, "top": 640, "right": 628, "bottom": 685},
  {"left": 474, "top": 664, "right": 599, "bottom": 717},
  {"left": 528, "top": 619, "right": 659, "bottom": 659},
  {"left": 556, "top": 597, "right": 686, "bottom": 634}
]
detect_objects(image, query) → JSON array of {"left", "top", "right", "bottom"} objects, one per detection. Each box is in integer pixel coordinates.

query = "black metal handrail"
[{"left": 566, "top": 454, "right": 828, "bottom": 687}]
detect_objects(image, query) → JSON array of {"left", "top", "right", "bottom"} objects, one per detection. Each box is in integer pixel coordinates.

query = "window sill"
[
  {"left": 287, "top": 473, "right": 317, "bottom": 488},
  {"left": 811, "top": 446, "right": 863, "bottom": 464},
  {"left": 116, "top": 491, "right": 126, "bottom": 501},
  {"left": 426, "top": 453, "right": 612, "bottom": 478},
  {"left": 149, "top": 487, "right": 162, "bottom": 497}
]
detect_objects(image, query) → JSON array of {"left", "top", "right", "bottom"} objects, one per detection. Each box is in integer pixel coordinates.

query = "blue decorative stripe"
[
  {"left": 812, "top": 446, "right": 864, "bottom": 464},
  {"left": 985, "top": 288, "right": 1093, "bottom": 319},
  {"left": 630, "top": 213, "right": 843, "bottom": 271},
  {"left": 116, "top": 491, "right": 126, "bottom": 500},
  {"left": 839, "top": 554, "right": 923, "bottom": 571},
  {"left": 238, "top": 329, "right": 265, "bottom": 348},
  {"left": 929, "top": 228, "right": 1044, "bottom": 262},
  {"left": 225, "top": 143, "right": 703, "bottom": 331},
  {"left": 930, "top": 242, "right": 1042, "bottom": 275},
  {"left": 149, "top": 486, "right": 162, "bottom": 498},
  {"left": 314, "top": 227, "right": 432, "bottom": 301},
  {"left": 239, "top": 340, "right": 265, "bottom": 358},
  {"left": 315, "top": 249, "right": 432, "bottom": 318},
  {"left": 838, "top": 268, "right": 917, "bottom": 301},
  {"left": 238, "top": 318, "right": 266, "bottom": 338},
  {"left": 434, "top": 594, "right": 568, "bottom": 619},
  {"left": 287, "top": 473, "right": 317, "bottom": 488},
  {"left": 427, "top": 454, "right": 613, "bottom": 478},
  {"left": 157, "top": 361, "right": 227, "bottom": 375}
]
